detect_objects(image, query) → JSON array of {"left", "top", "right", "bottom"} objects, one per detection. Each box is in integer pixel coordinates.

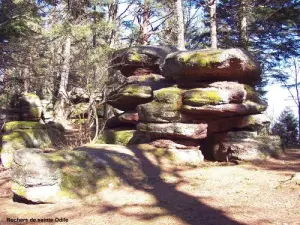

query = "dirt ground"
[{"left": 0, "top": 148, "right": 299, "bottom": 225}]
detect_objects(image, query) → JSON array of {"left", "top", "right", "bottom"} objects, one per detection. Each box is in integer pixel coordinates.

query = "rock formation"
[
  {"left": 0, "top": 93, "right": 65, "bottom": 168},
  {"left": 101, "top": 46, "right": 282, "bottom": 162}
]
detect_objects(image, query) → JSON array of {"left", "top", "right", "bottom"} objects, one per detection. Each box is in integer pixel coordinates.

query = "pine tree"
[{"left": 271, "top": 107, "right": 298, "bottom": 147}]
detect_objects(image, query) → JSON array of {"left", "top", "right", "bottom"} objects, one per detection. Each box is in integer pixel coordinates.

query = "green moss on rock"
[
  {"left": 3, "top": 121, "right": 46, "bottom": 132},
  {"left": 96, "top": 130, "right": 136, "bottom": 145},
  {"left": 1, "top": 128, "right": 61, "bottom": 168},
  {"left": 154, "top": 87, "right": 182, "bottom": 104},
  {"left": 184, "top": 89, "right": 222, "bottom": 106},
  {"left": 23, "top": 93, "right": 39, "bottom": 99},
  {"left": 128, "top": 52, "right": 142, "bottom": 62},
  {"left": 178, "top": 50, "right": 223, "bottom": 67},
  {"left": 122, "top": 84, "right": 152, "bottom": 97}
]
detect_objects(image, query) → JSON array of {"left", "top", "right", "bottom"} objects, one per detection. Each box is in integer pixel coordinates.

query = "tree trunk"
[
  {"left": 22, "top": 67, "right": 29, "bottom": 93},
  {"left": 141, "top": 0, "right": 150, "bottom": 45},
  {"left": 298, "top": 106, "right": 300, "bottom": 142},
  {"left": 239, "top": 0, "right": 248, "bottom": 49},
  {"left": 210, "top": 0, "right": 217, "bottom": 49},
  {"left": 108, "top": 0, "right": 118, "bottom": 48},
  {"left": 54, "top": 36, "right": 71, "bottom": 123},
  {"left": 175, "top": 0, "right": 185, "bottom": 50}
]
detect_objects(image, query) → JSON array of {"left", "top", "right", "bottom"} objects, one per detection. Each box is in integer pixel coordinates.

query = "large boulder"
[
  {"left": 163, "top": 48, "right": 261, "bottom": 85},
  {"left": 111, "top": 45, "right": 178, "bottom": 76},
  {"left": 11, "top": 147, "right": 146, "bottom": 203},
  {"left": 137, "top": 123, "right": 207, "bottom": 140},
  {"left": 19, "top": 93, "right": 42, "bottom": 121},
  {"left": 212, "top": 131, "right": 283, "bottom": 162},
  {"left": 107, "top": 84, "right": 152, "bottom": 111},
  {"left": 11, "top": 149, "right": 61, "bottom": 203},
  {"left": 137, "top": 87, "right": 183, "bottom": 122}
]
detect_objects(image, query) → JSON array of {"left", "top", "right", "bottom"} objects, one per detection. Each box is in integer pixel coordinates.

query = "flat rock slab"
[
  {"left": 181, "top": 101, "right": 267, "bottom": 118},
  {"left": 207, "top": 114, "right": 270, "bottom": 133},
  {"left": 163, "top": 48, "right": 261, "bottom": 85},
  {"left": 137, "top": 123, "right": 207, "bottom": 140},
  {"left": 150, "top": 139, "right": 200, "bottom": 150},
  {"left": 183, "top": 87, "right": 246, "bottom": 106}
]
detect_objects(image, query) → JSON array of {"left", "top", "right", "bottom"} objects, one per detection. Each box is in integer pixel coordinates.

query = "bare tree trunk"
[
  {"left": 141, "top": 0, "right": 150, "bottom": 45},
  {"left": 108, "top": 0, "right": 118, "bottom": 48},
  {"left": 298, "top": 106, "right": 300, "bottom": 143},
  {"left": 22, "top": 67, "right": 29, "bottom": 93},
  {"left": 175, "top": 0, "right": 185, "bottom": 50},
  {"left": 54, "top": 36, "right": 71, "bottom": 123},
  {"left": 210, "top": 0, "right": 217, "bottom": 49},
  {"left": 239, "top": 0, "right": 248, "bottom": 49}
]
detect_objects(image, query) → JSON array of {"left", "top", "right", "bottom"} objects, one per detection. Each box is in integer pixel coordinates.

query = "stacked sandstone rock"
[
  {"left": 103, "top": 46, "right": 281, "bottom": 162},
  {"left": 0, "top": 93, "right": 65, "bottom": 168}
]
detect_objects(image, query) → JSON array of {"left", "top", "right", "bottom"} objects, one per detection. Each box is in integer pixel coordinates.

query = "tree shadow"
[
  {"left": 125, "top": 144, "right": 244, "bottom": 225},
  {"left": 243, "top": 149, "right": 300, "bottom": 175},
  {"left": 75, "top": 144, "right": 245, "bottom": 224}
]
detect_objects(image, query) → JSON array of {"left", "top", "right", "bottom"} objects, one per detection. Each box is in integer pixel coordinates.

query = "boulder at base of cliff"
[
  {"left": 163, "top": 48, "right": 261, "bottom": 85},
  {"left": 212, "top": 131, "right": 283, "bottom": 162}
]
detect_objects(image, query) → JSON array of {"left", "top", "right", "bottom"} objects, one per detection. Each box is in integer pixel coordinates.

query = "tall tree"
[
  {"left": 272, "top": 58, "right": 300, "bottom": 140},
  {"left": 271, "top": 107, "right": 298, "bottom": 147},
  {"left": 209, "top": 0, "right": 217, "bottom": 48},
  {"left": 238, "top": 0, "right": 249, "bottom": 48},
  {"left": 175, "top": 0, "right": 185, "bottom": 50}
]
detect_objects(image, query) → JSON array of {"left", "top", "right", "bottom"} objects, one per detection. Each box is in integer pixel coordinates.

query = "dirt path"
[{"left": 0, "top": 149, "right": 299, "bottom": 225}]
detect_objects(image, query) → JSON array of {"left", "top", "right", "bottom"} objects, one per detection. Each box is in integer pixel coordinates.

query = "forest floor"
[{"left": 0, "top": 148, "right": 299, "bottom": 225}]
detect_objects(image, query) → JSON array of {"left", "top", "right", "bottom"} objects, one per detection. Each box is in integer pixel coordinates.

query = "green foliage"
[{"left": 271, "top": 107, "right": 298, "bottom": 147}]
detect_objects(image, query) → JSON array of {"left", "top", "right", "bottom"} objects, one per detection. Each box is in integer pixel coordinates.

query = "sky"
[{"left": 265, "top": 84, "right": 298, "bottom": 124}]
